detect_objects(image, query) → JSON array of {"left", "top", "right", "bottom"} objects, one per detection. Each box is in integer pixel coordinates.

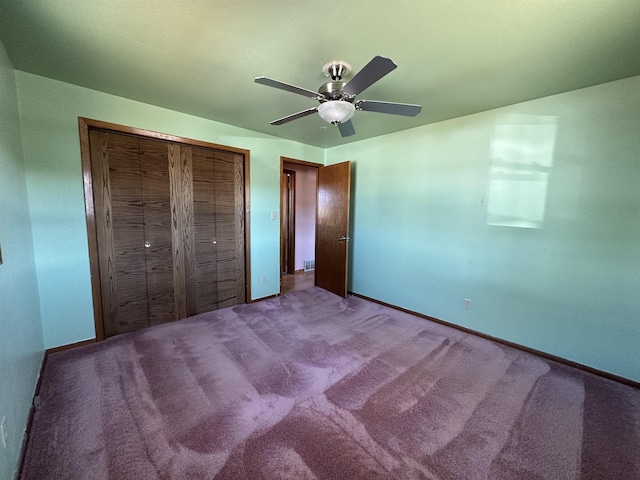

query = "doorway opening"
[
  {"left": 281, "top": 169, "right": 296, "bottom": 275},
  {"left": 280, "top": 157, "right": 319, "bottom": 294}
]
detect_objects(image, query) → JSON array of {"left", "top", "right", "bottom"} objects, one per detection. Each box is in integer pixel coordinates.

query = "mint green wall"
[
  {"left": 326, "top": 76, "right": 640, "bottom": 382},
  {"left": 15, "top": 71, "right": 323, "bottom": 349},
  {"left": 0, "top": 44, "right": 44, "bottom": 479}
]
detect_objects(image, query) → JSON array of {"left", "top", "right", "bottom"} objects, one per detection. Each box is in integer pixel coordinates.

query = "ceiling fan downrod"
[{"left": 322, "top": 60, "right": 351, "bottom": 81}]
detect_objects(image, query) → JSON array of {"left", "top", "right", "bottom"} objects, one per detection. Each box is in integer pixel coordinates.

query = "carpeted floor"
[{"left": 21, "top": 287, "right": 640, "bottom": 479}]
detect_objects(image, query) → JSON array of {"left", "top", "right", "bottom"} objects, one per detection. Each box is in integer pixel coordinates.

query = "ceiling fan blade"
[
  {"left": 342, "top": 56, "right": 397, "bottom": 96},
  {"left": 338, "top": 119, "right": 356, "bottom": 137},
  {"left": 270, "top": 107, "right": 318, "bottom": 125},
  {"left": 356, "top": 100, "right": 422, "bottom": 117},
  {"left": 255, "top": 76, "right": 325, "bottom": 100}
]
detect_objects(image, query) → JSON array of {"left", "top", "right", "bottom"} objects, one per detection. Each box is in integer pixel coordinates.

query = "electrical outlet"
[
  {"left": 463, "top": 298, "right": 471, "bottom": 310},
  {"left": 261, "top": 275, "right": 267, "bottom": 283},
  {"left": 0, "top": 416, "right": 7, "bottom": 449}
]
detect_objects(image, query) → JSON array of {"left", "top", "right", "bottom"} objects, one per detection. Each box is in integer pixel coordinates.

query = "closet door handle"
[
  {"left": 212, "top": 240, "right": 217, "bottom": 245},
  {"left": 337, "top": 236, "right": 350, "bottom": 242},
  {"left": 144, "top": 241, "right": 151, "bottom": 248}
]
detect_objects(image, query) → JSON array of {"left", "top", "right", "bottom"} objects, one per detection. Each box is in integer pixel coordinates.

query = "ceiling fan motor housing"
[
  {"left": 318, "top": 81, "right": 353, "bottom": 102},
  {"left": 320, "top": 61, "right": 355, "bottom": 103}
]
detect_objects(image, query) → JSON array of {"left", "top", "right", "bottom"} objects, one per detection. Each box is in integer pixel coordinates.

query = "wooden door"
[
  {"left": 190, "top": 146, "right": 246, "bottom": 313},
  {"left": 82, "top": 118, "right": 249, "bottom": 340},
  {"left": 139, "top": 138, "right": 175, "bottom": 326},
  {"left": 212, "top": 150, "right": 246, "bottom": 308},
  {"left": 315, "top": 161, "right": 351, "bottom": 297},
  {"left": 90, "top": 131, "right": 175, "bottom": 335},
  {"left": 191, "top": 145, "right": 217, "bottom": 314},
  {"left": 91, "top": 131, "right": 147, "bottom": 336}
]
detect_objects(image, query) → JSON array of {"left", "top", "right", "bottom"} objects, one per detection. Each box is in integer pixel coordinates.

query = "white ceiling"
[{"left": 1, "top": 0, "right": 639, "bottom": 148}]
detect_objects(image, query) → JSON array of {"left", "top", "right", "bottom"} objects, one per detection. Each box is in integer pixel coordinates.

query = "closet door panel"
[
  {"left": 233, "top": 154, "right": 246, "bottom": 303},
  {"left": 170, "top": 145, "right": 196, "bottom": 318},
  {"left": 88, "top": 124, "right": 245, "bottom": 339},
  {"left": 213, "top": 152, "right": 240, "bottom": 308},
  {"left": 139, "top": 138, "right": 175, "bottom": 326},
  {"left": 95, "top": 132, "right": 149, "bottom": 334},
  {"left": 191, "top": 147, "right": 219, "bottom": 313},
  {"left": 107, "top": 134, "right": 149, "bottom": 333},
  {"left": 90, "top": 130, "right": 118, "bottom": 337}
]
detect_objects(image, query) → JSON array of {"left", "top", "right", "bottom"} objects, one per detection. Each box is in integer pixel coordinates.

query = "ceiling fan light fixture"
[{"left": 317, "top": 100, "right": 355, "bottom": 125}]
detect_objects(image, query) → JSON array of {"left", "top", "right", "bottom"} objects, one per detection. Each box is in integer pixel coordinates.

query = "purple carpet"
[{"left": 21, "top": 287, "right": 640, "bottom": 479}]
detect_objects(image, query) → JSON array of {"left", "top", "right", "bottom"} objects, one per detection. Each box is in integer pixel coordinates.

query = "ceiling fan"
[{"left": 254, "top": 56, "right": 422, "bottom": 137}]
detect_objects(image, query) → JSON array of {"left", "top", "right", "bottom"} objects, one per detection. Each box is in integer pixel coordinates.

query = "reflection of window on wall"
[{"left": 487, "top": 120, "right": 557, "bottom": 229}]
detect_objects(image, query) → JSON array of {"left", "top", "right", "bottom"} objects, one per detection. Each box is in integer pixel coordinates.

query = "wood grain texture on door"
[
  {"left": 315, "top": 161, "right": 351, "bottom": 298},
  {"left": 85, "top": 121, "right": 247, "bottom": 338},
  {"left": 90, "top": 131, "right": 148, "bottom": 335},
  {"left": 191, "top": 147, "right": 246, "bottom": 312},
  {"left": 233, "top": 153, "right": 246, "bottom": 304},
  {"left": 91, "top": 133, "right": 181, "bottom": 335},
  {"left": 168, "top": 144, "right": 196, "bottom": 319},
  {"left": 140, "top": 137, "right": 175, "bottom": 326},
  {"left": 191, "top": 146, "right": 219, "bottom": 313},
  {"left": 213, "top": 150, "right": 237, "bottom": 308}
]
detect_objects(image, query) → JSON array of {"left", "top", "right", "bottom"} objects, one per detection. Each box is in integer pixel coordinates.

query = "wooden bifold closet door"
[
  {"left": 88, "top": 129, "right": 245, "bottom": 338},
  {"left": 191, "top": 146, "right": 246, "bottom": 313}
]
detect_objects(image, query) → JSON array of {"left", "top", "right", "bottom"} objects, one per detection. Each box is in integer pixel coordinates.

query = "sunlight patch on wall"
[{"left": 487, "top": 117, "right": 557, "bottom": 228}]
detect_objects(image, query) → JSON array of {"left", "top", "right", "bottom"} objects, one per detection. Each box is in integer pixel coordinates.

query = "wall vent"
[{"left": 303, "top": 260, "right": 315, "bottom": 272}]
